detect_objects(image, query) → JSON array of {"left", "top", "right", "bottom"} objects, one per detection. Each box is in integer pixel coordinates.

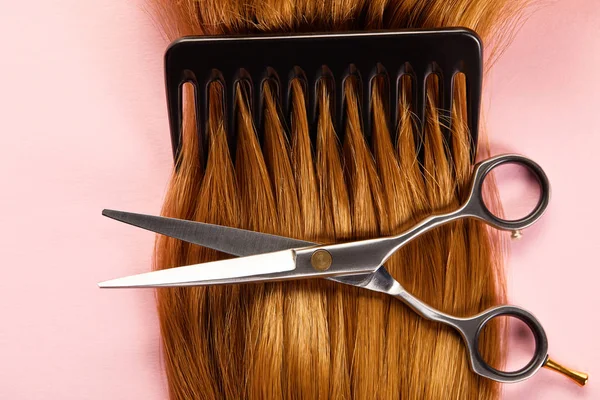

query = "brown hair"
[{"left": 151, "top": 1, "right": 524, "bottom": 398}]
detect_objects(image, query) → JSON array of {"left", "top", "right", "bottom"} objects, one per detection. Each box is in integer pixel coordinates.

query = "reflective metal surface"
[
  {"left": 102, "top": 209, "right": 314, "bottom": 254},
  {"left": 98, "top": 250, "right": 297, "bottom": 287},
  {"left": 99, "top": 154, "right": 564, "bottom": 384}
]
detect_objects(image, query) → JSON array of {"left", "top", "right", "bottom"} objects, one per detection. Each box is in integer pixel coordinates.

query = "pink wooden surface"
[{"left": 0, "top": 0, "right": 597, "bottom": 398}]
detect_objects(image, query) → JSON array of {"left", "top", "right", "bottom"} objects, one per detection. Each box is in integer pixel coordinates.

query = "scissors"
[{"left": 99, "top": 154, "right": 587, "bottom": 386}]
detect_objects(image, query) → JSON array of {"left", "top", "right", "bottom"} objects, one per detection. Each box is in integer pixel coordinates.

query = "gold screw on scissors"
[
  {"left": 544, "top": 358, "right": 588, "bottom": 386},
  {"left": 311, "top": 249, "right": 333, "bottom": 271}
]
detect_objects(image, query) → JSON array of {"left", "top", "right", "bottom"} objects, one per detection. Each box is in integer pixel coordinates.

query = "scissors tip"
[
  {"left": 98, "top": 279, "right": 120, "bottom": 288},
  {"left": 98, "top": 276, "right": 142, "bottom": 288},
  {"left": 102, "top": 209, "right": 120, "bottom": 219}
]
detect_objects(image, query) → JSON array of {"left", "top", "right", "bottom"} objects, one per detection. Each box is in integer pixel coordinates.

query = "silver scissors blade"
[
  {"left": 102, "top": 209, "right": 313, "bottom": 256},
  {"left": 101, "top": 210, "right": 377, "bottom": 289},
  {"left": 98, "top": 250, "right": 297, "bottom": 288}
]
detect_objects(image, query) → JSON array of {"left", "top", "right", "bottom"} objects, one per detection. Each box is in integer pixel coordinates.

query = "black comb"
[{"left": 164, "top": 28, "right": 483, "bottom": 162}]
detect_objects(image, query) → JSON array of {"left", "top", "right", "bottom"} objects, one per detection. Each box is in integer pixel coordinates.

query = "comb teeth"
[{"left": 165, "top": 29, "right": 483, "bottom": 162}]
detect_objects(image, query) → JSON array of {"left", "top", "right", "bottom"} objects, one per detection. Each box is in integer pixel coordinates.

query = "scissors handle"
[
  {"left": 463, "top": 153, "right": 550, "bottom": 231},
  {"left": 402, "top": 154, "right": 551, "bottom": 381},
  {"left": 455, "top": 305, "right": 549, "bottom": 383},
  {"left": 396, "top": 289, "right": 549, "bottom": 383}
]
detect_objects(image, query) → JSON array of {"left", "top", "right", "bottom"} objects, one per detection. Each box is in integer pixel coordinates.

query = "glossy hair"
[{"left": 151, "top": 1, "right": 524, "bottom": 398}]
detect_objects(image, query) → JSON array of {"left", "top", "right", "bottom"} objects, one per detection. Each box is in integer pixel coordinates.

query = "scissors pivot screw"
[
  {"left": 511, "top": 230, "right": 523, "bottom": 240},
  {"left": 311, "top": 249, "right": 333, "bottom": 271}
]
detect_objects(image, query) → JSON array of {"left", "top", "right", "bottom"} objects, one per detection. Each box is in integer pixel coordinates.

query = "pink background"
[{"left": 0, "top": 0, "right": 597, "bottom": 398}]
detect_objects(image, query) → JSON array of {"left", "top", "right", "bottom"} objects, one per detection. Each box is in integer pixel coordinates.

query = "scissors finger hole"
[
  {"left": 481, "top": 162, "right": 543, "bottom": 222},
  {"left": 477, "top": 314, "right": 537, "bottom": 373}
]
